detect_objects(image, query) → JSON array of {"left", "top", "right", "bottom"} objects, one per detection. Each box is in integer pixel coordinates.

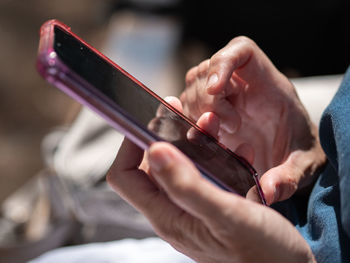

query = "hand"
[
  {"left": 107, "top": 140, "right": 315, "bottom": 263},
  {"left": 180, "top": 36, "right": 326, "bottom": 205}
]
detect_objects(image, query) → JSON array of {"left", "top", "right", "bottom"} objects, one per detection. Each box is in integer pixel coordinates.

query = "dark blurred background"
[
  {"left": 180, "top": 0, "right": 350, "bottom": 76},
  {"left": 0, "top": 0, "right": 349, "bottom": 223}
]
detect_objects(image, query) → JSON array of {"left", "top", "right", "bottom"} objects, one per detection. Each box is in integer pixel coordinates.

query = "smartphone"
[{"left": 37, "top": 20, "right": 266, "bottom": 204}]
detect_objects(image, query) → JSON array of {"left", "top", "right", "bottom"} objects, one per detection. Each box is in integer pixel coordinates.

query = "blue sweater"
[{"left": 274, "top": 67, "right": 350, "bottom": 262}]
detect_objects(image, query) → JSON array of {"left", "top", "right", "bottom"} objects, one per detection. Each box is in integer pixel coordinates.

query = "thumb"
[
  {"left": 259, "top": 164, "right": 299, "bottom": 205},
  {"left": 147, "top": 142, "right": 233, "bottom": 221}
]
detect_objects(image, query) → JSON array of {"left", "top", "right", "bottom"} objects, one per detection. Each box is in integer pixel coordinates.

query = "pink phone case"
[
  {"left": 37, "top": 19, "right": 266, "bottom": 205},
  {"left": 37, "top": 20, "right": 161, "bottom": 149}
]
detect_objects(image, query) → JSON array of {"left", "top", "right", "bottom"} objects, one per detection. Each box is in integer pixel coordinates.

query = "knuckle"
[
  {"left": 210, "top": 36, "right": 257, "bottom": 67},
  {"left": 105, "top": 171, "right": 113, "bottom": 185},
  {"left": 287, "top": 175, "right": 298, "bottom": 192},
  {"left": 231, "top": 35, "right": 255, "bottom": 46},
  {"left": 106, "top": 169, "right": 123, "bottom": 193},
  {"left": 211, "top": 49, "right": 227, "bottom": 64},
  {"left": 197, "top": 59, "right": 210, "bottom": 77},
  {"left": 106, "top": 167, "right": 118, "bottom": 185},
  {"left": 279, "top": 173, "right": 298, "bottom": 200},
  {"left": 185, "top": 66, "right": 197, "bottom": 86}
]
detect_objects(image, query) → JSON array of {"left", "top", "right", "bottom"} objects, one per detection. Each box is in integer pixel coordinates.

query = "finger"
[
  {"left": 197, "top": 59, "right": 210, "bottom": 78},
  {"left": 182, "top": 64, "right": 209, "bottom": 121},
  {"left": 200, "top": 92, "right": 241, "bottom": 134},
  {"left": 258, "top": 164, "right": 298, "bottom": 205},
  {"left": 246, "top": 186, "right": 262, "bottom": 203},
  {"left": 261, "top": 143, "right": 326, "bottom": 205},
  {"left": 180, "top": 85, "right": 198, "bottom": 118},
  {"left": 156, "top": 96, "right": 184, "bottom": 118},
  {"left": 186, "top": 112, "right": 220, "bottom": 143},
  {"left": 206, "top": 37, "right": 255, "bottom": 94},
  {"left": 110, "top": 137, "right": 144, "bottom": 172},
  {"left": 148, "top": 142, "right": 237, "bottom": 222},
  {"left": 196, "top": 112, "right": 220, "bottom": 139},
  {"left": 206, "top": 36, "right": 277, "bottom": 95},
  {"left": 185, "top": 65, "right": 198, "bottom": 87},
  {"left": 164, "top": 96, "right": 183, "bottom": 113},
  {"left": 107, "top": 138, "right": 155, "bottom": 198},
  {"left": 107, "top": 138, "right": 181, "bottom": 220}
]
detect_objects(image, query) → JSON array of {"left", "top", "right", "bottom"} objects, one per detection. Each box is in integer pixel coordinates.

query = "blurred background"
[
  {"left": 0, "top": 0, "right": 114, "bottom": 203},
  {"left": 0, "top": 0, "right": 349, "bottom": 261}
]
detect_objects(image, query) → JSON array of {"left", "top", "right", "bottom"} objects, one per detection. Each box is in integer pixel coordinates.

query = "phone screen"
[{"left": 52, "top": 25, "right": 258, "bottom": 197}]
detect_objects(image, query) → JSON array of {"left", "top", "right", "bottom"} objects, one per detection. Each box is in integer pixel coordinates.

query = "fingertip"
[
  {"left": 164, "top": 96, "right": 183, "bottom": 113},
  {"left": 260, "top": 165, "right": 300, "bottom": 205},
  {"left": 258, "top": 173, "right": 279, "bottom": 206},
  {"left": 196, "top": 112, "right": 220, "bottom": 139}
]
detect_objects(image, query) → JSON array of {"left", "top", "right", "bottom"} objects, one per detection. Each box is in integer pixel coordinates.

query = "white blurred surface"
[
  {"left": 292, "top": 74, "right": 342, "bottom": 125},
  {"left": 30, "top": 238, "right": 193, "bottom": 263}
]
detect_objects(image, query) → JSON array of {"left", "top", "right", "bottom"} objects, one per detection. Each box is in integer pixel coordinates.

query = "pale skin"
[
  {"left": 180, "top": 36, "right": 326, "bottom": 205},
  {"left": 107, "top": 36, "right": 325, "bottom": 262}
]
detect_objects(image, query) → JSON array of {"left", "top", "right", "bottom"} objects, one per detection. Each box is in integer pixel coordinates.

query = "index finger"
[
  {"left": 206, "top": 36, "right": 276, "bottom": 95},
  {"left": 107, "top": 138, "right": 184, "bottom": 226},
  {"left": 107, "top": 138, "right": 158, "bottom": 209},
  {"left": 206, "top": 37, "right": 254, "bottom": 94}
]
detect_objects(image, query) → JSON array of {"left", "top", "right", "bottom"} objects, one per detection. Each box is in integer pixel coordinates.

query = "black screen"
[{"left": 53, "top": 26, "right": 257, "bottom": 197}]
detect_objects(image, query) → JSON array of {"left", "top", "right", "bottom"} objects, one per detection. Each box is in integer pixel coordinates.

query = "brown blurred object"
[{"left": 0, "top": 0, "right": 114, "bottom": 203}]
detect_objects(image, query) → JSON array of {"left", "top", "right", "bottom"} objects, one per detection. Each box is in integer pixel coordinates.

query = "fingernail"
[
  {"left": 149, "top": 147, "right": 172, "bottom": 173},
  {"left": 206, "top": 73, "right": 218, "bottom": 91}
]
